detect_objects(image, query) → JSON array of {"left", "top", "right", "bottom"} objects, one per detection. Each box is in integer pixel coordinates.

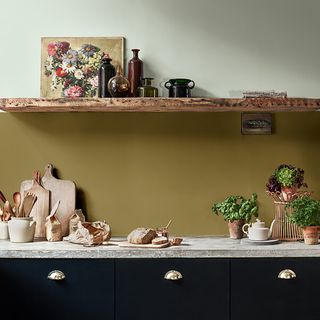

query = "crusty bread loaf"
[{"left": 127, "top": 227, "right": 157, "bottom": 244}]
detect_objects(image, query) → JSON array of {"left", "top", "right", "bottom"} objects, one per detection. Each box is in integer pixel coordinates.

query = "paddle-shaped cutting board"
[
  {"left": 24, "top": 171, "right": 50, "bottom": 239},
  {"left": 20, "top": 164, "right": 76, "bottom": 236}
]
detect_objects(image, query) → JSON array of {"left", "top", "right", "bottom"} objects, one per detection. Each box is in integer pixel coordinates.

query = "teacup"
[
  {"left": 245, "top": 227, "right": 270, "bottom": 241},
  {"left": 8, "top": 217, "right": 36, "bottom": 243}
]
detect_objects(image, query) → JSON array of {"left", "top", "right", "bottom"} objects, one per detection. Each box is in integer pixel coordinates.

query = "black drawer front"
[
  {"left": 116, "top": 258, "right": 229, "bottom": 320},
  {"left": 231, "top": 258, "right": 320, "bottom": 320},
  {"left": 0, "top": 259, "right": 114, "bottom": 320}
]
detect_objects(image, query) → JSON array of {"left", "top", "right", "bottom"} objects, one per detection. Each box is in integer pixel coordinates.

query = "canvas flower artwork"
[{"left": 41, "top": 37, "right": 124, "bottom": 98}]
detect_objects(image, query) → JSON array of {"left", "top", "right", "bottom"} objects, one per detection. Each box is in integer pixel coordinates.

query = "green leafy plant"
[
  {"left": 266, "top": 164, "right": 307, "bottom": 192},
  {"left": 212, "top": 193, "right": 258, "bottom": 222},
  {"left": 286, "top": 196, "right": 320, "bottom": 227}
]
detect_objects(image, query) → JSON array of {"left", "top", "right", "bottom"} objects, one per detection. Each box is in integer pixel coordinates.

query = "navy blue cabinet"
[
  {"left": 231, "top": 258, "right": 320, "bottom": 320},
  {"left": 0, "top": 259, "right": 114, "bottom": 320},
  {"left": 115, "top": 258, "right": 230, "bottom": 320},
  {"left": 2, "top": 256, "right": 318, "bottom": 320}
]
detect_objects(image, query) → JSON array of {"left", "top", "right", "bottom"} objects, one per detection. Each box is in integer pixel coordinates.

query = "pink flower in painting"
[
  {"left": 48, "top": 43, "right": 58, "bottom": 57},
  {"left": 89, "top": 76, "right": 98, "bottom": 88},
  {"left": 57, "top": 41, "right": 70, "bottom": 54},
  {"left": 64, "top": 85, "right": 84, "bottom": 97}
]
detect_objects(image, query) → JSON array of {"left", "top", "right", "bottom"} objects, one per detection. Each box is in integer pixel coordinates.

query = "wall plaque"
[{"left": 241, "top": 113, "right": 272, "bottom": 135}]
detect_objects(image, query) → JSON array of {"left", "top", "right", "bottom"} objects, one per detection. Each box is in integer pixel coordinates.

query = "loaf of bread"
[{"left": 127, "top": 227, "right": 157, "bottom": 244}]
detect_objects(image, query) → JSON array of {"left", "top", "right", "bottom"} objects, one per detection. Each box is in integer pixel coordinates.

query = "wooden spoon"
[
  {"left": 3, "top": 200, "right": 14, "bottom": 217},
  {"left": 22, "top": 193, "right": 37, "bottom": 217},
  {"left": 13, "top": 192, "right": 21, "bottom": 217},
  {"left": 0, "top": 191, "right": 6, "bottom": 204}
]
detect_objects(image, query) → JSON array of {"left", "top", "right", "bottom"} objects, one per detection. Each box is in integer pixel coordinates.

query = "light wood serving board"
[
  {"left": 24, "top": 171, "right": 50, "bottom": 239},
  {"left": 20, "top": 164, "right": 76, "bottom": 237},
  {"left": 109, "top": 241, "right": 171, "bottom": 248}
]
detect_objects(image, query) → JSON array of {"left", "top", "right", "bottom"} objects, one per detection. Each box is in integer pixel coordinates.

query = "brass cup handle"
[
  {"left": 278, "top": 269, "right": 296, "bottom": 280},
  {"left": 164, "top": 270, "right": 183, "bottom": 281},
  {"left": 47, "top": 270, "right": 66, "bottom": 281}
]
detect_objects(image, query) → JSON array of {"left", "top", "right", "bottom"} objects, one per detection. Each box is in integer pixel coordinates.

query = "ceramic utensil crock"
[{"left": 8, "top": 217, "right": 36, "bottom": 243}]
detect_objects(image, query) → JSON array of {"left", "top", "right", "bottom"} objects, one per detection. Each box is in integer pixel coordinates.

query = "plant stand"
[{"left": 271, "top": 201, "right": 303, "bottom": 241}]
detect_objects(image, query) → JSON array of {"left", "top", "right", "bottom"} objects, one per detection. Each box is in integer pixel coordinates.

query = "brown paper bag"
[
  {"left": 69, "top": 209, "right": 85, "bottom": 235},
  {"left": 92, "top": 221, "right": 111, "bottom": 242},
  {"left": 45, "top": 211, "right": 62, "bottom": 242},
  {"left": 67, "top": 221, "right": 111, "bottom": 246}
]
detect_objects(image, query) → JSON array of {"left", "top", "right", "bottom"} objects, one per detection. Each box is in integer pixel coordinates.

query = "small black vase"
[{"left": 98, "top": 54, "right": 116, "bottom": 98}]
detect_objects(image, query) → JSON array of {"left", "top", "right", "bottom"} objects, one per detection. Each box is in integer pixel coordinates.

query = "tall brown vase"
[{"left": 128, "top": 49, "right": 143, "bottom": 97}]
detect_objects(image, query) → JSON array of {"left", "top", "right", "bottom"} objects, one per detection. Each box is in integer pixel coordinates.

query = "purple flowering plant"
[{"left": 266, "top": 164, "right": 307, "bottom": 193}]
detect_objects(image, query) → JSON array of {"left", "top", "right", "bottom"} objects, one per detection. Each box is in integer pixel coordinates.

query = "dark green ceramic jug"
[{"left": 164, "top": 78, "right": 195, "bottom": 97}]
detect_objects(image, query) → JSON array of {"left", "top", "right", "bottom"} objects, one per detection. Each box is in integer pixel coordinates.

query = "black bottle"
[{"left": 98, "top": 54, "right": 116, "bottom": 98}]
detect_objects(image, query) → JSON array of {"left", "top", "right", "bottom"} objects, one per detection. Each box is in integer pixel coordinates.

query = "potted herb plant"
[
  {"left": 266, "top": 164, "right": 307, "bottom": 201},
  {"left": 286, "top": 196, "right": 320, "bottom": 245},
  {"left": 212, "top": 193, "right": 258, "bottom": 239}
]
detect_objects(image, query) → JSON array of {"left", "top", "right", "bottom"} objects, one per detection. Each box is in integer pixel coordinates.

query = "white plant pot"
[{"left": 8, "top": 217, "right": 36, "bottom": 243}]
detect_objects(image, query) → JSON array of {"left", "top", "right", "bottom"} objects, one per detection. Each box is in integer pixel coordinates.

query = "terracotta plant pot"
[
  {"left": 228, "top": 220, "right": 245, "bottom": 239},
  {"left": 281, "top": 186, "right": 297, "bottom": 202},
  {"left": 302, "top": 226, "right": 319, "bottom": 245}
]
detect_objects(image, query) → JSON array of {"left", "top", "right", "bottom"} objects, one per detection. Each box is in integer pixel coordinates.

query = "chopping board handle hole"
[{"left": 44, "top": 164, "right": 60, "bottom": 179}]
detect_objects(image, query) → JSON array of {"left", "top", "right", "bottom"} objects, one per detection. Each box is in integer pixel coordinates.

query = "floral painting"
[{"left": 41, "top": 37, "right": 124, "bottom": 98}]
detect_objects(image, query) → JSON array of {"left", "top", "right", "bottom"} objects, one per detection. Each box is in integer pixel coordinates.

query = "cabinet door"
[
  {"left": 231, "top": 258, "right": 320, "bottom": 320},
  {"left": 0, "top": 259, "right": 114, "bottom": 320},
  {"left": 116, "top": 258, "right": 229, "bottom": 320}
]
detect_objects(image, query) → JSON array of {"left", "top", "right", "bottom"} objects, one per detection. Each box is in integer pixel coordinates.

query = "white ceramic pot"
[
  {"left": 8, "top": 217, "right": 36, "bottom": 243},
  {"left": 0, "top": 221, "right": 9, "bottom": 240}
]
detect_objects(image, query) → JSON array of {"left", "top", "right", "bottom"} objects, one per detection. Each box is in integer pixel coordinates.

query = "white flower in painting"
[
  {"left": 89, "top": 75, "right": 98, "bottom": 87},
  {"left": 50, "top": 75, "right": 58, "bottom": 91},
  {"left": 74, "top": 69, "right": 84, "bottom": 80},
  {"left": 62, "top": 61, "right": 76, "bottom": 73},
  {"left": 45, "top": 56, "right": 54, "bottom": 71}
]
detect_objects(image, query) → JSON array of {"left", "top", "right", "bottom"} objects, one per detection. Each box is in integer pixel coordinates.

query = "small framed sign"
[{"left": 241, "top": 113, "right": 272, "bottom": 135}]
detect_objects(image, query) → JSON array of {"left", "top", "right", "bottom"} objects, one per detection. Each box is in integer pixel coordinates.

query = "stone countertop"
[{"left": 0, "top": 236, "right": 320, "bottom": 258}]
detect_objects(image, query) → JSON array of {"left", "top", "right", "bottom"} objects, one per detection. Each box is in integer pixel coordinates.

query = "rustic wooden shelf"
[{"left": 0, "top": 97, "right": 320, "bottom": 112}]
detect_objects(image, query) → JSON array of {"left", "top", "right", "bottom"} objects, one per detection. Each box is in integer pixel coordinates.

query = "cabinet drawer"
[
  {"left": 116, "top": 258, "right": 229, "bottom": 320},
  {"left": 0, "top": 259, "right": 114, "bottom": 320},
  {"left": 231, "top": 258, "right": 320, "bottom": 320}
]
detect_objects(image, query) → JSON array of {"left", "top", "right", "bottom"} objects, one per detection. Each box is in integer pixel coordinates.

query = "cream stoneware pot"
[
  {"left": 0, "top": 221, "right": 9, "bottom": 240},
  {"left": 8, "top": 217, "right": 36, "bottom": 243},
  {"left": 242, "top": 218, "right": 275, "bottom": 241}
]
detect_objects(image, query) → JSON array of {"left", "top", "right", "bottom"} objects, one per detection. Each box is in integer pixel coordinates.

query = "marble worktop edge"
[{"left": 0, "top": 236, "right": 319, "bottom": 258}]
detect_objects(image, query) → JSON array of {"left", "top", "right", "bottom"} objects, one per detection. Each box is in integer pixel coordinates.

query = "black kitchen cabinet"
[
  {"left": 115, "top": 258, "right": 229, "bottom": 320},
  {"left": 231, "top": 258, "right": 320, "bottom": 320},
  {"left": 0, "top": 259, "right": 114, "bottom": 320}
]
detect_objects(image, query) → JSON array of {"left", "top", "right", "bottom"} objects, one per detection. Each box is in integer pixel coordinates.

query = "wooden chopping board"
[
  {"left": 24, "top": 171, "right": 50, "bottom": 239},
  {"left": 20, "top": 164, "right": 76, "bottom": 237},
  {"left": 109, "top": 241, "right": 171, "bottom": 248}
]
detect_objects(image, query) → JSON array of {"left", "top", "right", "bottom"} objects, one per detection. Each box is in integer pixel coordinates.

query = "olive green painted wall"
[
  {"left": 1, "top": 112, "right": 320, "bottom": 235},
  {"left": 0, "top": 0, "right": 320, "bottom": 235}
]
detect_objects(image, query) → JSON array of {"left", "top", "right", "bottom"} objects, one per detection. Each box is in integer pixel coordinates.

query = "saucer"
[{"left": 241, "top": 238, "right": 280, "bottom": 245}]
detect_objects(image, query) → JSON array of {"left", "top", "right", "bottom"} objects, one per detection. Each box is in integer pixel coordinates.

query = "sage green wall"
[{"left": 0, "top": 1, "right": 319, "bottom": 235}]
